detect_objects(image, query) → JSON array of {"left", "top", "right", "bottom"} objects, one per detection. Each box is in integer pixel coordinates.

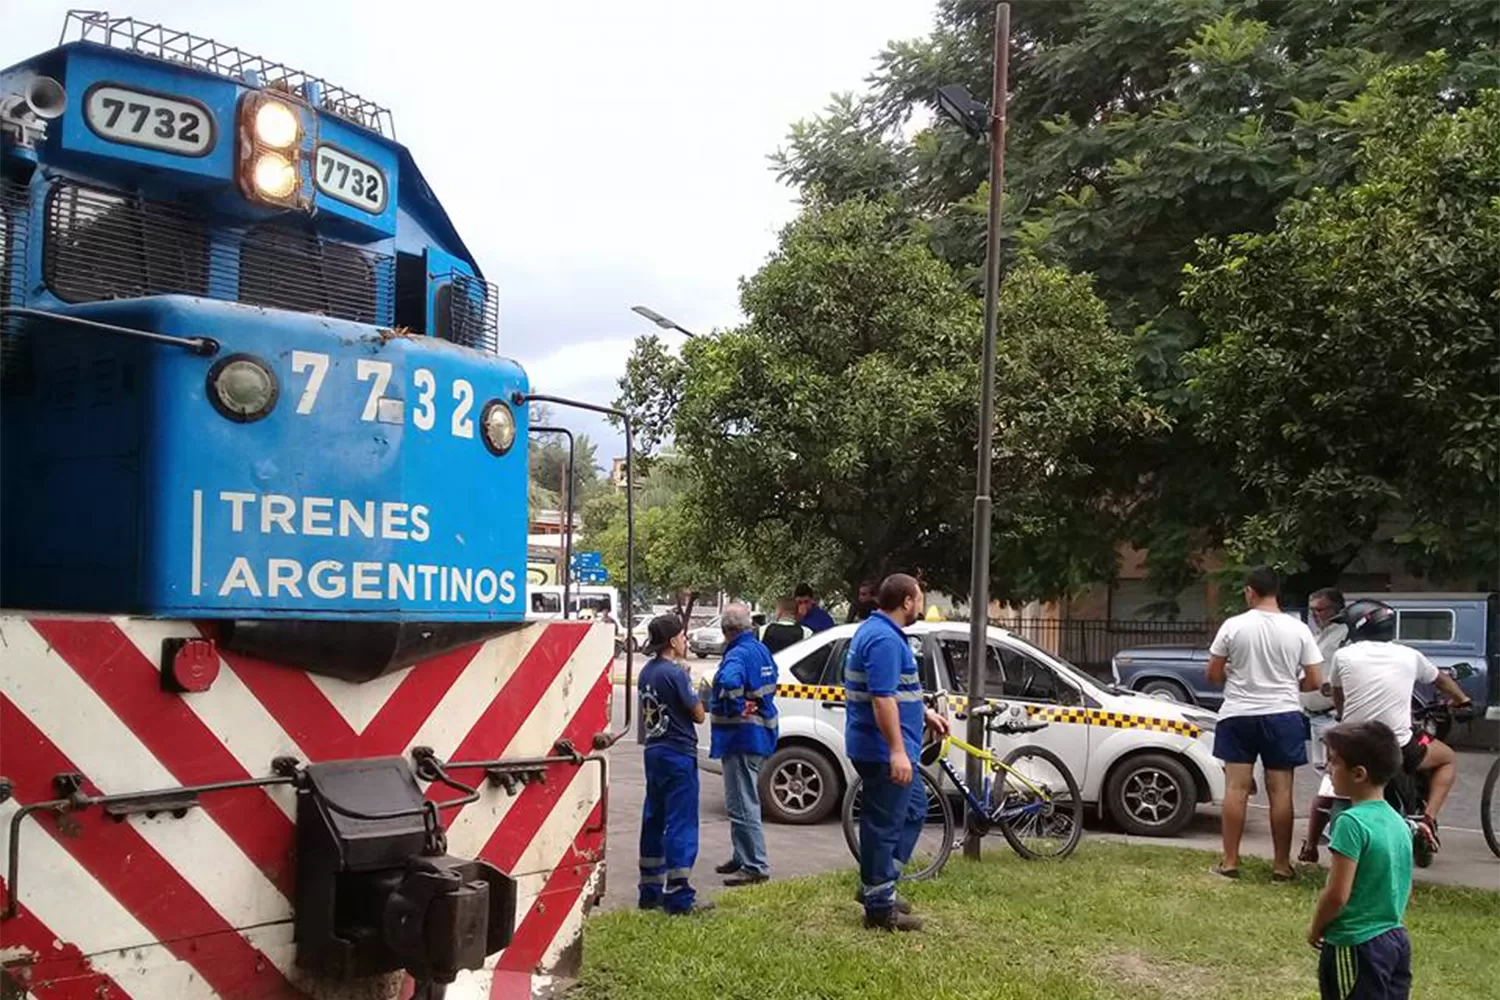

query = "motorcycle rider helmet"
[{"left": 1344, "top": 599, "right": 1396, "bottom": 642}]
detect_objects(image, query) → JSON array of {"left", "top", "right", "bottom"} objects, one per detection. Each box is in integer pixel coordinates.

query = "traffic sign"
[{"left": 571, "top": 551, "right": 604, "bottom": 569}]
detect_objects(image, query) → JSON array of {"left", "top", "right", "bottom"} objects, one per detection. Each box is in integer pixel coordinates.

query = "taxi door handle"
[{"left": 822, "top": 701, "right": 845, "bottom": 710}]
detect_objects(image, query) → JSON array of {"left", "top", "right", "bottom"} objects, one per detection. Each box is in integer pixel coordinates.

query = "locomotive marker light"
[
  {"left": 480, "top": 399, "right": 517, "bottom": 455},
  {"left": 253, "top": 98, "right": 300, "bottom": 148},
  {"left": 238, "top": 91, "right": 311, "bottom": 208},
  {"left": 207, "top": 353, "right": 279, "bottom": 422},
  {"left": 252, "top": 152, "right": 298, "bottom": 198}
]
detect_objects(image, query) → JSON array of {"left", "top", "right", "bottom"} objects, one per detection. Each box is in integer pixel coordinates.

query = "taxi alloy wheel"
[
  {"left": 760, "top": 746, "right": 839, "bottom": 825},
  {"left": 1106, "top": 753, "right": 1196, "bottom": 837}
]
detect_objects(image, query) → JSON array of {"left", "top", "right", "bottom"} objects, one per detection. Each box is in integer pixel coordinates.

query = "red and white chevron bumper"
[{"left": 0, "top": 615, "right": 615, "bottom": 999}]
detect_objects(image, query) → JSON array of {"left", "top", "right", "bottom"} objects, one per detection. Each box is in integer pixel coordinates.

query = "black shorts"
[
  {"left": 1319, "top": 928, "right": 1411, "bottom": 999},
  {"left": 1401, "top": 734, "right": 1430, "bottom": 773}
]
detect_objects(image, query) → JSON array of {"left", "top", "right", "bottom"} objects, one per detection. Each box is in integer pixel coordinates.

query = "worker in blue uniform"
[
  {"left": 795, "top": 583, "right": 837, "bottom": 633},
  {"left": 708, "top": 603, "right": 779, "bottom": 886},
  {"left": 845, "top": 574, "right": 948, "bottom": 931},
  {"left": 637, "top": 615, "right": 713, "bottom": 914}
]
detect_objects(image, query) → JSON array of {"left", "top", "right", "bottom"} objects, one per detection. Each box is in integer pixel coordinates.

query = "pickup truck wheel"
[
  {"left": 1138, "top": 679, "right": 1191, "bottom": 704},
  {"left": 1106, "top": 753, "right": 1197, "bottom": 837},
  {"left": 760, "top": 745, "right": 839, "bottom": 825}
]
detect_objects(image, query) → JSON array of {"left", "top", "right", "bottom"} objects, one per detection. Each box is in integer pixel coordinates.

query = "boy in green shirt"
[{"left": 1306, "top": 720, "right": 1413, "bottom": 999}]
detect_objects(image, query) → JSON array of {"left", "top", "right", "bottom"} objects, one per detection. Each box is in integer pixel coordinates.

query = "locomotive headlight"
[
  {"left": 252, "top": 153, "right": 298, "bottom": 198},
  {"left": 208, "top": 354, "right": 279, "bottom": 422},
  {"left": 253, "top": 100, "right": 301, "bottom": 149},
  {"left": 480, "top": 400, "right": 516, "bottom": 455}
]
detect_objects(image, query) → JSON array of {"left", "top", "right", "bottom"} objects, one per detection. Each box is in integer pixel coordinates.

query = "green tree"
[
  {"left": 769, "top": 0, "right": 1498, "bottom": 593},
  {"left": 1183, "top": 62, "right": 1500, "bottom": 586},
  {"left": 618, "top": 198, "right": 1155, "bottom": 604},
  {"left": 581, "top": 459, "right": 754, "bottom": 622},
  {"left": 528, "top": 403, "right": 604, "bottom": 516}
]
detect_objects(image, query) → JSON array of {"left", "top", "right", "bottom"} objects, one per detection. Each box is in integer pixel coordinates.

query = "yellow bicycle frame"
[{"left": 934, "top": 733, "right": 1051, "bottom": 799}]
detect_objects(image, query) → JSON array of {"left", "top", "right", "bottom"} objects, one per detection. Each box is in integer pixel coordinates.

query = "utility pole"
[{"left": 962, "top": 2, "right": 1010, "bottom": 861}]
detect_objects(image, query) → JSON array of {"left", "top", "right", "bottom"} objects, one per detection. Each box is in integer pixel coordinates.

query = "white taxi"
[{"left": 697, "top": 621, "right": 1225, "bottom": 838}]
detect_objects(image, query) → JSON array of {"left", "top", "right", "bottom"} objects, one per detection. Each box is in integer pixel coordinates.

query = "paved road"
[{"left": 601, "top": 677, "right": 1498, "bottom": 908}]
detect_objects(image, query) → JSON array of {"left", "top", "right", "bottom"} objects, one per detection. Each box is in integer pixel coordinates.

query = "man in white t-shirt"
[
  {"left": 1205, "top": 566, "right": 1323, "bottom": 880},
  {"left": 1326, "top": 600, "right": 1471, "bottom": 852}
]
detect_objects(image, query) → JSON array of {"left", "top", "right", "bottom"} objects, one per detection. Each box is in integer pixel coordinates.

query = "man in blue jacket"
[
  {"left": 708, "top": 602, "right": 779, "bottom": 886},
  {"left": 795, "top": 583, "right": 837, "bottom": 634},
  {"left": 846, "top": 574, "right": 948, "bottom": 931}
]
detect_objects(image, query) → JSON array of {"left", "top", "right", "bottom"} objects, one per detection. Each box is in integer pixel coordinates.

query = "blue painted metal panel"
[
  {"left": 312, "top": 116, "right": 398, "bottom": 237},
  {"left": 58, "top": 47, "right": 237, "bottom": 183},
  {"left": 2, "top": 298, "right": 530, "bottom": 622}
]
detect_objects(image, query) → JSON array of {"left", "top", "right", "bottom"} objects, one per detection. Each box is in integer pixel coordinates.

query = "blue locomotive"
[{"left": 1, "top": 13, "right": 535, "bottom": 674}]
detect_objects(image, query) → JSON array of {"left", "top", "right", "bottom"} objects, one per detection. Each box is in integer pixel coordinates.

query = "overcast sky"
[{"left": 3, "top": 1, "right": 938, "bottom": 462}]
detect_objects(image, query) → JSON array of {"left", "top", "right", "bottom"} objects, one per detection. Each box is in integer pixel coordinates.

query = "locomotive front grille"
[
  {"left": 42, "top": 182, "right": 393, "bottom": 326},
  {"left": 1, "top": 179, "right": 32, "bottom": 387}
]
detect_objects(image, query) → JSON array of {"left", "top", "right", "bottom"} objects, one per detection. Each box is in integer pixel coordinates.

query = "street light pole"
[{"left": 963, "top": 1, "right": 1011, "bottom": 861}]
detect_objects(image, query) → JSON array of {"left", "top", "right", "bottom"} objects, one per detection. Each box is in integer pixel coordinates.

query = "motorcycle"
[{"left": 1315, "top": 697, "right": 1475, "bottom": 868}]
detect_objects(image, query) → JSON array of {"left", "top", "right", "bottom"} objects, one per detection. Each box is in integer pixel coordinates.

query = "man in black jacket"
[{"left": 758, "top": 597, "right": 811, "bottom": 655}]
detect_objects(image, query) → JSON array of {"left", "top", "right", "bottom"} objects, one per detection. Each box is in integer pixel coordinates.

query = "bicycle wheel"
[
  {"left": 840, "top": 767, "right": 956, "bottom": 881},
  {"left": 993, "top": 745, "right": 1084, "bottom": 861},
  {"left": 1482, "top": 755, "right": 1500, "bottom": 860}
]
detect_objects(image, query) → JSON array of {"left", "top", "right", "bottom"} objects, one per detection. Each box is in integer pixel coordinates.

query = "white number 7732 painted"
[
  {"left": 291, "top": 350, "right": 329, "bottom": 415},
  {"left": 355, "top": 359, "right": 394, "bottom": 421}
]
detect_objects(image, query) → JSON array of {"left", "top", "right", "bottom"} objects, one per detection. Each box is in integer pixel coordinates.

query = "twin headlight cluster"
[
  {"left": 238, "top": 92, "right": 306, "bottom": 207},
  {"left": 206, "top": 354, "right": 517, "bottom": 456}
]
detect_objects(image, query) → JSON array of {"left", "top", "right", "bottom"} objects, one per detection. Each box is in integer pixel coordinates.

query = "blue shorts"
[
  {"left": 1319, "top": 928, "right": 1411, "bottom": 999},
  {"left": 1213, "top": 710, "right": 1308, "bottom": 769}
]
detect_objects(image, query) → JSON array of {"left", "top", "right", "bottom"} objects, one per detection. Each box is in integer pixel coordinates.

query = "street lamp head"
[
  {"left": 630, "top": 305, "right": 697, "bottom": 338},
  {"left": 936, "top": 83, "right": 990, "bottom": 140},
  {"left": 631, "top": 305, "right": 673, "bottom": 328}
]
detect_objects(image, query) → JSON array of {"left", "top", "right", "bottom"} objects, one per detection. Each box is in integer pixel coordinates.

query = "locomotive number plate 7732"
[
  {"left": 84, "top": 84, "right": 215, "bottom": 156},
  {"left": 315, "top": 145, "right": 387, "bottom": 212}
]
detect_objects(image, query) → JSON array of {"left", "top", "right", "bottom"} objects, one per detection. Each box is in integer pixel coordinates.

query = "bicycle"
[
  {"left": 840, "top": 699, "right": 1084, "bottom": 880},
  {"left": 1483, "top": 706, "right": 1500, "bottom": 860}
]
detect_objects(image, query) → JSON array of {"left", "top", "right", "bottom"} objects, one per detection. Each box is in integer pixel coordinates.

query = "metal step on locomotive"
[{"left": 0, "top": 11, "right": 637, "bottom": 999}]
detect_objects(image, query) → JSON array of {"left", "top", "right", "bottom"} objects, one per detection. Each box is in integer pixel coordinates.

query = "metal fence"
[{"left": 994, "top": 618, "right": 1220, "bottom": 678}]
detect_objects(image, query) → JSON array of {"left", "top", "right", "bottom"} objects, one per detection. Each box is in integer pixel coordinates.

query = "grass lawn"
[{"left": 572, "top": 842, "right": 1499, "bottom": 1000}]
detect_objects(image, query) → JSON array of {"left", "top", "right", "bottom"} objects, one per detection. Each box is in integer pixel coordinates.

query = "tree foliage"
[
  {"left": 527, "top": 403, "right": 604, "bottom": 513},
  {"left": 580, "top": 459, "right": 754, "bottom": 621},
  {"left": 1183, "top": 61, "right": 1500, "bottom": 583},
  {"left": 764, "top": 0, "right": 1498, "bottom": 592},
  {"left": 619, "top": 198, "right": 1154, "bottom": 603}
]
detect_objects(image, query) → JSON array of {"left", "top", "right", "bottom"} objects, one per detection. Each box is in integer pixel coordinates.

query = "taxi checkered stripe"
[
  {"left": 775, "top": 685, "right": 1199, "bottom": 738},
  {"left": 776, "top": 682, "right": 844, "bottom": 702}
]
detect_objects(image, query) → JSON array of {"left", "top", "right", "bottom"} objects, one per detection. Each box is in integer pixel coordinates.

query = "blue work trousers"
[
  {"left": 854, "top": 759, "right": 927, "bottom": 916},
  {"left": 722, "top": 753, "right": 769, "bottom": 876},
  {"left": 639, "top": 746, "right": 700, "bottom": 913}
]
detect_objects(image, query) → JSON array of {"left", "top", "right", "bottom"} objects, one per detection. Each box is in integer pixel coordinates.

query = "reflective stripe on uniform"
[{"left": 710, "top": 713, "right": 778, "bottom": 727}]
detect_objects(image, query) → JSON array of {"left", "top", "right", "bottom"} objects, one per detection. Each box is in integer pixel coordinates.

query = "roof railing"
[{"left": 58, "top": 10, "right": 395, "bottom": 137}]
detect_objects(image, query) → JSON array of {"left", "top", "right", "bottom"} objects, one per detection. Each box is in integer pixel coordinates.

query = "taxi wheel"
[
  {"left": 760, "top": 745, "right": 839, "bottom": 825},
  {"left": 1106, "top": 753, "right": 1196, "bottom": 837}
]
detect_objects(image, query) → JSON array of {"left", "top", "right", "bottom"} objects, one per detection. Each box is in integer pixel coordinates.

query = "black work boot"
[
  {"left": 863, "top": 908, "right": 924, "bottom": 932},
  {"left": 854, "top": 890, "right": 912, "bottom": 914},
  {"left": 715, "top": 859, "right": 743, "bottom": 875}
]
